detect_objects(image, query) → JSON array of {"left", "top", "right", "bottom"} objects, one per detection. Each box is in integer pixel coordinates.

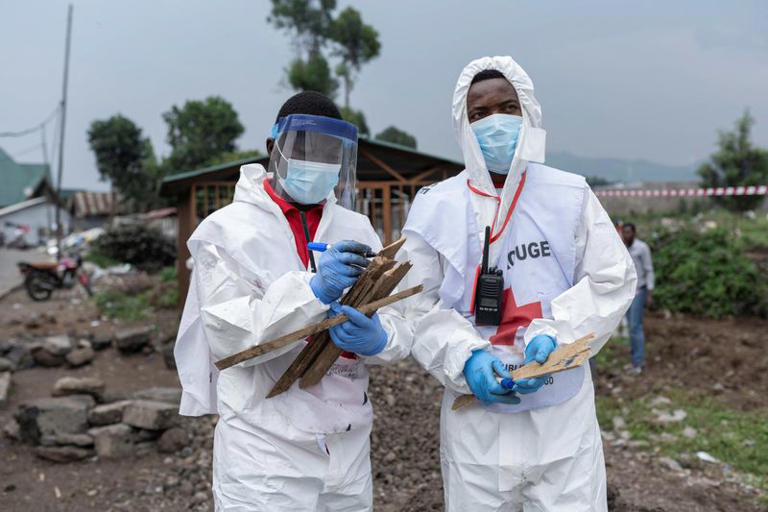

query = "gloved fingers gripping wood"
[
  {"left": 213, "top": 237, "right": 415, "bottom": 399},
  {"left": 452, "top": 333, "right": 596, "bottom": 410}
]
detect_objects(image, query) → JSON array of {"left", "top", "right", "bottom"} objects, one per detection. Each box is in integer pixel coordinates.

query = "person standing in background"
[{"left": 622, "top": 222, "right": 655, "bottom": 374}]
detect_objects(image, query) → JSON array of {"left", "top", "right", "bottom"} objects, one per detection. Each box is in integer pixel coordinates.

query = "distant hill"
[{"left": 546, "top": 150, "right": 699, "bottom": 184}]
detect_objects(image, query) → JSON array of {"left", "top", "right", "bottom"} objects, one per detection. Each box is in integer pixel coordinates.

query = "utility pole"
[{"left": 55, "top": 4, "right": 73, "bottom": 259}]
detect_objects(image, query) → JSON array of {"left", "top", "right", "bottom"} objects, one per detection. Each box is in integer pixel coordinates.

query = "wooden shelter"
[{"left": 160, "top": 138, "right": 463, "bottom": 302}]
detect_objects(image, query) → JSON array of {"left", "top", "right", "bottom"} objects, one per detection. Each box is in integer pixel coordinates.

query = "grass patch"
[
  {"left": 83, "top": 250, "right": 122, "bottom": 268},
  {"left": 153, "top": 283, "right": 179, "bottom": 309},
  {"left": 593, "top": 336, "right": 629, "bottom": 372},
  {"left": 159, "top": 266, "right": 177, "bottom": 282},
  {"left": 597, "top": 387, "right": 768, "bottom": 488},
  {"left": 93, "top": 289, "right": 152, "bottom": 322}
]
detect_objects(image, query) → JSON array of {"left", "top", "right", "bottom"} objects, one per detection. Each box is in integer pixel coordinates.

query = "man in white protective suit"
[
  {"left": 395, "top": 57, "right": 637, "bottom": 511},
  {"left": 173, "top": 91, "right": 410, "bottom": 511}
]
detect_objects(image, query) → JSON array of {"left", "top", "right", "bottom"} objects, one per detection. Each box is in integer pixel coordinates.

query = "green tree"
[
  {"left": 328, "top": 7, "right": 380, "bottom": 108},
  {"left": 698, "top": 110, "right": 768, "bottom": 211},
  {"left": 340, "top": 107, "right": 369, "bottom": 137},
  {"left": 87, "top": 114, "right": 159, "bottom": 211},
  {"left": 288, "top": 51, "right": 338, "bottom": 96},
  {"left": 375, "top": 126, "right": 417, "bottom": 149},
  {"left": 585, "top": 175, "right": 612, "bottom": 187},
  {"left": 162, "top": 96, "right": 244, "bottom": 172},
  {"left": 268, "top": 0, "right": 336, "bottom": 54}
]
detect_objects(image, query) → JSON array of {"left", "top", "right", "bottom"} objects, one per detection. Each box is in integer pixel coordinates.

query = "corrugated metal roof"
[
  {"left": 72, "top": 191, "right": 115, "bottom": 217},
  {"left": 0, "top": 147, "right": 52, "bottom": 208}
]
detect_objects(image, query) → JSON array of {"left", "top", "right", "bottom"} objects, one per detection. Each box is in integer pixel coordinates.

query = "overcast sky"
[{"left": 1, "top": 0, "right": 766, "bottom": 190}]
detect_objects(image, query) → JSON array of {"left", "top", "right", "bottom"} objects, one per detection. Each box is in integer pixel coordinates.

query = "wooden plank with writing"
[{"left": 451, "top": 333, "right": 596, "bottom": 410}]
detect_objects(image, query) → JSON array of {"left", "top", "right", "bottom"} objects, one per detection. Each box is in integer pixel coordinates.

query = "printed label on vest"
[
  {"left": 485, "top": 346, "right": 585, "bottom": 414},
  {"left": 506, "top": 240, "right": 552, "bottom": 269},
  {"left": 326, "top": 360, "right": 363, "bottom": 380}
]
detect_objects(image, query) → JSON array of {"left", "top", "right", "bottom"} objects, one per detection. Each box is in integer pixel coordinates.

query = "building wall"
[{"left": 0, "top": 201, "right": 71, "bottom": 246}]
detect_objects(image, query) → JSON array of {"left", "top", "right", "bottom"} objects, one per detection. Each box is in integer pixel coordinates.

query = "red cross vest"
[{"left": 404, "top": 163, "right": 588, "bottom": 413}]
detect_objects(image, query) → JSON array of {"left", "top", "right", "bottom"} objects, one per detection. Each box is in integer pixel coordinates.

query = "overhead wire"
[{"left": 0, "top": 105, "right": 60, "bottom": 138}]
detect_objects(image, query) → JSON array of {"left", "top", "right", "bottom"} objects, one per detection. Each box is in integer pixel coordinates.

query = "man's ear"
[{"left": 266, "top": 138, "right": 274, "bottom": 155}]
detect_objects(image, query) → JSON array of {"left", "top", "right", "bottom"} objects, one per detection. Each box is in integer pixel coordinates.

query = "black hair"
[
  {"left": 623, "top": 222, "right": 636, "bottom": 233},
  {"left": 275, "top": 91, "right": 342, "bottom": 123},
  {"left": 470, "top": 69, "right": 506, "bottom": 85}
]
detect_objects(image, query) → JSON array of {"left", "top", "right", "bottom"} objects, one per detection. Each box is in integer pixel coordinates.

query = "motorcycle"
[{"left": 17, "top": 255, "right": 93, "bottom": 301}]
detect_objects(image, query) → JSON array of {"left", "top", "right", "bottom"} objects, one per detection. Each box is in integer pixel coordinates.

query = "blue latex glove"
[
  {"left": 512, "top": 335, "right": 557, "bottom": 395},
  {"left": 310, "top": 240, "right": 372, "bottom": 304},
  {"left": 463, "top": 350, "right": 521, "bottom": 405},
  {"left": 327, "top": 302, "right": 388, "bottom": 356}
]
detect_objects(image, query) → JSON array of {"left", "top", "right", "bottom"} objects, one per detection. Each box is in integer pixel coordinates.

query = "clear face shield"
[{"left": 268, "top": 114, "right": 358, "bottom": 210}]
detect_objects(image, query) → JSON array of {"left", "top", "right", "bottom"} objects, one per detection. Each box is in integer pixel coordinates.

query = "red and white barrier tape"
[{"left": 596, "top": 185, "right": 768, "bottom": 198}]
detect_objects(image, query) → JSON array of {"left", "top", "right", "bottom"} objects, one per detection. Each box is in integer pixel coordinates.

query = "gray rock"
[
  {"left": 611, "top": 416, "right": 626, "bottom": 431},
  {"left": 88, "top": 400, "right": 132, "bottom": 426},
  {"left": 43, "top": 335, "right": 72, "bottom": 356},
  {"left": 0, "top": 339, "right": 13, "bottom": 355},
  {"left": 5, "top": 344, "right": 34, "bottom": 369},
  {"left": 88, "top": 423, "right": 135, "bottom": 458},
  {"left": 115, "top": 326, "right": 153, "bottom": 353},
  {"left": 123, "top": 400, "right": 178, "bottom": 430},
  {"left": 52, "top": 376, "right": 105, "bottom": 399},
  {"left": 0, "top": 357, "right": 14, "bottom": 372},
  {"left": 134, "top": 427, "right": 162, "bottom": 442},
  {"left": 15, "top": 397, "right": 90, "bottom": 444},
  {"left": 64, "top": 394, "right": 96, "bottom": 408},
  {"left": 157, "top": 426, "right": 189, "bottom": 453},
  {"left": 40, "top": 433, "right": 94, "bottom": 447},
  {"left": 0, "top": 371, "right": 11, "bottom": 406},
  {"left": 133, "top": 387, "right": 182, "bottom": 406},
  {"left": 649, "top": 395, "right": 672, "bottom": 407},
  {"left": 654, "top": 409, "right": 687, "bottom": 424},
  {"left": 65, "top": 347, "right": 95, "bottom": 367},
  {"left": 682, "top": 426, "right": 697, "bottom": 439},
  {"left": 91, "top": 331, "right": 113, "bottom": 351},
  {"left": 3, "top": 418, "right": 20, "bottom": 440},
  {"left": 35, "top": 445, "right": 94, "bottom": 463},
  {"left": 160, "top": 343, "right": 176, "bottom": 370},
  {"left": 658, "top": 456, "right": 685, "bottom": 472},
  {"left": 30, "top": 345, "right": 65, "bottom": 367}
]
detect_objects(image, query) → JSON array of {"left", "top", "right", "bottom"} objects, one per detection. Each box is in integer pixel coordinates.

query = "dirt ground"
[{"left": 0, "top": 285, "right": 766, "bottom": 511}]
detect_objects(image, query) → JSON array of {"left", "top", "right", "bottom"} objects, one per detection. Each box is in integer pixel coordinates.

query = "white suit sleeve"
[
  {"left": 193, "top": 242, "right": 328, "bottom": 367},
  {"left": 363, "top": 301, "right": 414, "bottom": 365},
  {"left": 396, "top": 233, "right": 489, "bottom": 394},
  {"left": 523, "top": 189, "right": 637, "bottom": 354}
]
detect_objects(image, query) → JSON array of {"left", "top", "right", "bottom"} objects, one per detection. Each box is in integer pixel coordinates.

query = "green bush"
[
  {"left": 652, "top": 227, "right": 764, "bottom": 318},
  {"left": 83, "top": 249, "right": 121, "bottom": 268},
  {"left": 94, "top": 223, "right": 175, "bottom": 272}
]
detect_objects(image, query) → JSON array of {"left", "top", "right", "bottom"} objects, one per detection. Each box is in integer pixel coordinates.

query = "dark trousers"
[{"left": 626, "top": 287, "right": 647, "bottom": 368}]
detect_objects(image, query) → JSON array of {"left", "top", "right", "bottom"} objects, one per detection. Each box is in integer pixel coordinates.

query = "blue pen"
[
  {"left": 500, "top": 378, "right": 516, "bottom": 390},
  {"left": 307, "top": 242, "right": 378, "bottom": 258}
]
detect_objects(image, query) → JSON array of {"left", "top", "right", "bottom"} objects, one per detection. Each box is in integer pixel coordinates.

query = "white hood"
[{"left": 452, "top": 56, "right": 547, "bottom": 233}]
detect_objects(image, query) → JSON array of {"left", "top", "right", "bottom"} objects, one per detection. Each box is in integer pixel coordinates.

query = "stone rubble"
[
  {"left": 115, "top": 326, "right": 153, "bottom": 354},
  {"left": 52, "top": 376, "right": 106, "bottom": 400}
]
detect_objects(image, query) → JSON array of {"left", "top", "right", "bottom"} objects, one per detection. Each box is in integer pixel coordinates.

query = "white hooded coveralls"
[
  {"left": 396, "top": 57, "right": 637, "bottom": 511},
  {"left": 174, "top": 164, "right": 411, "bottom": 511}
]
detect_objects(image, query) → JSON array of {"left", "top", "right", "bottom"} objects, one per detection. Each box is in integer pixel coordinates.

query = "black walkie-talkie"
[{"left": 474, "top": 226, "right": 504, "bottom": 326}]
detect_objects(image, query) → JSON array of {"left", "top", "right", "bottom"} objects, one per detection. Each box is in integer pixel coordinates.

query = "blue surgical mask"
[
  {"left": 471, "top": 113, "right": 523, "bottom": 174},
  {"left": 278, "top": 158, "right": 341, "bottom": 204}
]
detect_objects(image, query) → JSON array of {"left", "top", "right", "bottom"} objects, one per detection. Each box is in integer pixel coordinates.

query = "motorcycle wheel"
[{"left": 25, "top": 274, "right": 53, "bottom": 301}]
